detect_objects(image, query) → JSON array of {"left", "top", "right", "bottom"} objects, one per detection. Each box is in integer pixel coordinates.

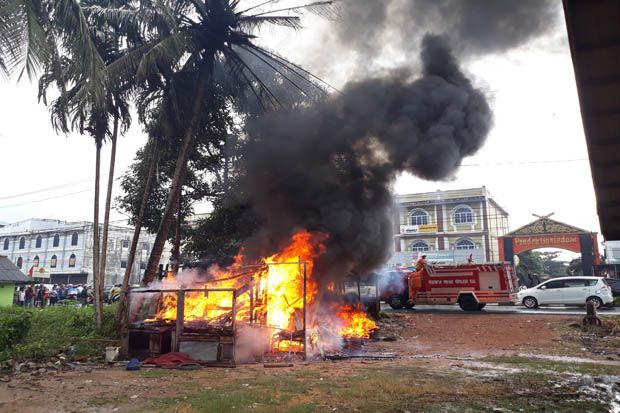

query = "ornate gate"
[{"left": 498, "top": 214, "right": 601, "bottom": 276}]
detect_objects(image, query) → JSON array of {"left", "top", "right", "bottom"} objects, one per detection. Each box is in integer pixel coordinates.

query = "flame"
[
  {"left": 337, "top": 305, "right": 378, "bottom": 339},
  {"left": 145, "top": 230, "right": 378, "bottom": 351}
]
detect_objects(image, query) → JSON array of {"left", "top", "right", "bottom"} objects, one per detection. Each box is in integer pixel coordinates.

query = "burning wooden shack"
[{"left": 123, "top": 231, "right": 378, "bottom": 365}]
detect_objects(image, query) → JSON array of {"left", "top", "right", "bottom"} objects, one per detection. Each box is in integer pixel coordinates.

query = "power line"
[
  {"left": 0, "top": 179, "right": 93, "bottom": 201},
  {"left": 0, "top": 189, "right": 93, "bottom": 209}
]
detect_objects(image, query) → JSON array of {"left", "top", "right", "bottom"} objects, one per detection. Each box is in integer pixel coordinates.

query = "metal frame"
[{"left": 125, "top": 259, "right": 310, "bottom": 363}]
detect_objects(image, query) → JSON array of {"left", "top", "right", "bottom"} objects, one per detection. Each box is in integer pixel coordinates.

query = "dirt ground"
[{"left": 3, "top": 311, "right": 620, "bottom": 413}]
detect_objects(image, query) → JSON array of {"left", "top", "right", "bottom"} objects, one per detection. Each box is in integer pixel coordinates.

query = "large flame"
[
  {"left": 145, "top": 230, "right": 377, "bottom": 352},
  {"left": 337, "top": 305, "right": 378, "bottom": 339}
]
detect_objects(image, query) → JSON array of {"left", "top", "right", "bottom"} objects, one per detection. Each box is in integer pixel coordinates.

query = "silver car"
[{"left": 517, "top": 276, "right": 614, "bottom": 309}]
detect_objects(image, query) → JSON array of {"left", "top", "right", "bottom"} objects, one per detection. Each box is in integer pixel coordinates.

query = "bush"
[
  {"left": 0, "top": 309, "right": 32, "bottom": 352},
  {"left": 0, "top": 305, "right": 119, "bottom": 361}
]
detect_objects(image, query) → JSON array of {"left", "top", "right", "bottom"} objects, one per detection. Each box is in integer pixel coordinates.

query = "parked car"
[
  {"left": 517, "top": 276, "right": 613, "bottom": 309},
  {"left": 603, "top": 278, "right": 620, "bottom": 297}
]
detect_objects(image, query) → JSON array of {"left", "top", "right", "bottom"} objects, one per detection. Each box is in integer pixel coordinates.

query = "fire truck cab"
[{"left": 380, "top": 263, "right": 518, "bottom": 311}]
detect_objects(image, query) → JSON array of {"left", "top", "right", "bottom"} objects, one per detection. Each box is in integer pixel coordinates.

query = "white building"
[{"left": 0, "top": 219, "right": 171, "bottom": 285}]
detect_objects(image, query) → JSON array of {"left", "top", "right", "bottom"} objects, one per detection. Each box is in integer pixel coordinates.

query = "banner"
[{"left": 400, "top": 224, "right": 438, "bottom": 234}]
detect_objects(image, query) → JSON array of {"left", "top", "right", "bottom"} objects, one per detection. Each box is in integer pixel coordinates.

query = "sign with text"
[
  {"left": 400, "top": 224, "right": 438, "bottom": 234},
  {"left": 512, "top": 235, "right": 581, "bottom": 254}
]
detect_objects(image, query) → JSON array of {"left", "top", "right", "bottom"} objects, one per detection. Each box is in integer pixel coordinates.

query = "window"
[
  {"left": 586, "top": 279, "right": 600, "bottom": 287},
  {"left": 564, "top": 279, "right": 586, "bottom": 288},
  {"left": 455, "top": 238, "right": 475, "bottom": 250},
  {"left": 16, "top": 257, "right": 22, "bottom": 269},
  {"left": 454, "top": 207, "right": 474, "bottom": 224},
  {"left": 35, "top": 236, "right": 42, "bottom": 248},
  {"left": 2, "top": 239, "right": 8, "bottom": 250},
  {"left": 121, "top": 239, "right": 130, "bottom": 249},
  {"left": 19, "top": 237, "right": 25, "bottom": 249},
  {"left": 410, "top": 209, "right": 429, "bottom": 226},
  {"left": 33, "top": 255, "right": 40, "bottom": 267},
  {"left": 121, "top": 260, "right": 127, "bottom": 269},
  {"left": 68, "top": 254, "right": 76, "bottom": 268},
  {"left": 71, "top": 232, "right": 78, "bottom": 246},
  {"left": 411, "top": 241, "right": 430, "bottom": 252},
  {"left": 542, "top": 280, "right": 564, "bottom": 289},
  {"left": 140, "top": 261, "right": 146, "bottom": 270},
  {"left": 53, "top": 234, "right": 60, "bottom": 247},
  {"left": 142, "top": 242, "right": 149, "bottom": 251},
  {"left": 50, "top": 255, "right": 57, "bottom": 268}
]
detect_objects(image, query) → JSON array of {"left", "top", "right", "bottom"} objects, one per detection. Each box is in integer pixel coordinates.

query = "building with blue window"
[{"left": 391, "top": 187, "right": 510, "bottom": 265}]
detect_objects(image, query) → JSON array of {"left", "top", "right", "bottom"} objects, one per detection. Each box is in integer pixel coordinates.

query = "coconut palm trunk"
[
  {"left": 116, "top": 139, "right": 159, "bottom": 327},
  {"left": 99, "top": 114, "right": 119, "bottom": 298},
  {"left": 93, "top": 137, "right": 103, "bottom": 331},
  {"left": 171, "top": 192, "right": 182, "bottom": 275},
  {"left": 142, "top": 65, "right": 212, "bottom": 286}
]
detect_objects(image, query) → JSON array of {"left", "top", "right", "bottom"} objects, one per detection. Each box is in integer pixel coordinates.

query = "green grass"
[
  {"left": 135, "top": 363, "right": 613, "bottom": 413},
  {"left": 0, "top": 304, "right": 119, "bottom": 362}
]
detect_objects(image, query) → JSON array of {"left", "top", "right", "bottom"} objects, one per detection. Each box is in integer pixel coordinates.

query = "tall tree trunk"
[
  {"left": 142, "top": 66, "right": 212, "bottom": 286},
  {"left": 171, "top": 192, "right": 182, "bottom": 275},
  {"left": 116, "top": 139, "right": 159, "bottom": 327},
  {"left": 99, "top": 115, "right": 119, "bottom": 298},
  {"left": 93, "top": 138, "right": 103, "bottom": 332}
]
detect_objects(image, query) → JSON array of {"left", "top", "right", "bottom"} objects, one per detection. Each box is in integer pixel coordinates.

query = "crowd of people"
[{"left": 13, "top": 284, "right": 93, "bottom": 307}]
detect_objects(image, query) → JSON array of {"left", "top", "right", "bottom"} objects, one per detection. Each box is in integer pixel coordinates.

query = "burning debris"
[{"left": 128, "top": 231, "right": 379, "bottom": 363}]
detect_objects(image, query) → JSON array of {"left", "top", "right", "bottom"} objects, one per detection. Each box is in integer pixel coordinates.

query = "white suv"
[{"left": 517, "top": 277, "right": 614, "bottom": 309}]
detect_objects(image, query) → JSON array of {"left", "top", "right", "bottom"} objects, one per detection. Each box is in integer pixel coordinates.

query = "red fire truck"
[{"left": 380, "top": 263, "right": 518, "bottom": 311}]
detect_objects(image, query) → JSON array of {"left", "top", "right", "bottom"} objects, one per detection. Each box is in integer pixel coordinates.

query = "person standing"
[
  {"left": 409, "top": 255, "right": 427, "bottom": 304},
  {"left": 18, "top": 288, "right": 25, "bottom": 307},
  {"left": 25, "top": 285, "right": 34, "bottom": 307}
]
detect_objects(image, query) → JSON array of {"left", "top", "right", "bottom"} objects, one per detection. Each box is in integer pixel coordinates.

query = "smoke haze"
[
  {"left": 239, "top": 35, "right": 492, "bottom": 282},
  {"left": 335, "top": 0, "right": 559, "bottom": 58}
]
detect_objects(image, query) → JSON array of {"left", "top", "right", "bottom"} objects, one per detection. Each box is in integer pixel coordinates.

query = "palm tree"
[
  {"left": 2, "top": 0, "right": 118, "bottom": 331},
  {"left": 89, "top": 0, "right": 333, "bottom": 285}
]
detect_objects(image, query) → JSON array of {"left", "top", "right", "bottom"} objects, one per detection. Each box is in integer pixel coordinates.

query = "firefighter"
[{"left": 409, "top": 255, "right": 427, "bottom": 304}]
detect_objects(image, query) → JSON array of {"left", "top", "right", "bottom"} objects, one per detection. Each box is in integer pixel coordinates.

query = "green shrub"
[
  {"left": 0, "top": 305, "right": 119, "bottom": 361},
  {"left": 0, "top": 309, "right": 32, "bottom": 351}
]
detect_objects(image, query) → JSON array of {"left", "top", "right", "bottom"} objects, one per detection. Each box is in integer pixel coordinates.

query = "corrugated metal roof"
[{"left": 0, "top": 256, "right": 31, "bottom": 284}]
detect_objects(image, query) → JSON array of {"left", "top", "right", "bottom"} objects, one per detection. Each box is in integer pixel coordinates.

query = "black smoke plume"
[
  {"left": 238, "top": 35, "right": 491, "bottom": 282},
  {"left": 335, "top": 0, "right": 559, "bottom": 57}
]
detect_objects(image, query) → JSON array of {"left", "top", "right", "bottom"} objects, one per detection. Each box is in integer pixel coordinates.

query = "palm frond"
[
  {"left": 238, "top": 15, "right": 302, "bottom": 31},
  {"left": 0, "top": 0, "right": 51, "bottom": 79},
  {"left": 236, "top": 0, "right": 282, "bottom": 16},
  {"left": 137, "top": 30, "right": 190, "bottom": 80},
  {"left": 239, "top": 44, "right": 308, "bottom": 96},
  {"left": 18, "top": 0, "right": 49, "bottom": 80},
  {"left": 222, "top": 46, "right": 281, "bottom": 109},
  {"left": 247, "top": 1, "right": 335, "bottom": 18},
  {"left": 53, "top": 0, "right": 108, "bottom": 110},
  {"left": 253, "top": 44, "right": 339, "bottom": 93}
]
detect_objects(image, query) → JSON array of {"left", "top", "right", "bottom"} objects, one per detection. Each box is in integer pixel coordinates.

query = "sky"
[{"left": 0, "top": 2, "right": 601, "bottom": 256}]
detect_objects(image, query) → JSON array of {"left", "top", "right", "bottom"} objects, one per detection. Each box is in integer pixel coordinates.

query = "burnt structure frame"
[{"left": 123, "top": 260, "right": 309, "bottom": 363}]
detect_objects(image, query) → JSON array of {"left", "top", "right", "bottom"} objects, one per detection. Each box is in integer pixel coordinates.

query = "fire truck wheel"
[
  {"left": 476, "top": 303, "right": 486, "bottom": 310},
  {"left": 387, "top": 294, "right": 405, "bottom": 310},
  {"left": 458, "top": 295, "right": 480, "bottom": 311},
  {"left": 405, "top": 300, "right": 415, "bottom": 309},
  {"left": 522, "top": 296, "right": 538, "bottom": 309}
]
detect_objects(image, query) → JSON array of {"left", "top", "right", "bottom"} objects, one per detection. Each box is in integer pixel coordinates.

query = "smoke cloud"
[
  {"left": 239, "top": 35, "right": 492, "bottom": 282},
  {"left": 335, "top": 0, "right": 559, "bottom": 58}
]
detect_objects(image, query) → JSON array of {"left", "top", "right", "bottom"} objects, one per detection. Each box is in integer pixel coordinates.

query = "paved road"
[{"left": 380, "top": 303, "right": 620, "bottom": 316}]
